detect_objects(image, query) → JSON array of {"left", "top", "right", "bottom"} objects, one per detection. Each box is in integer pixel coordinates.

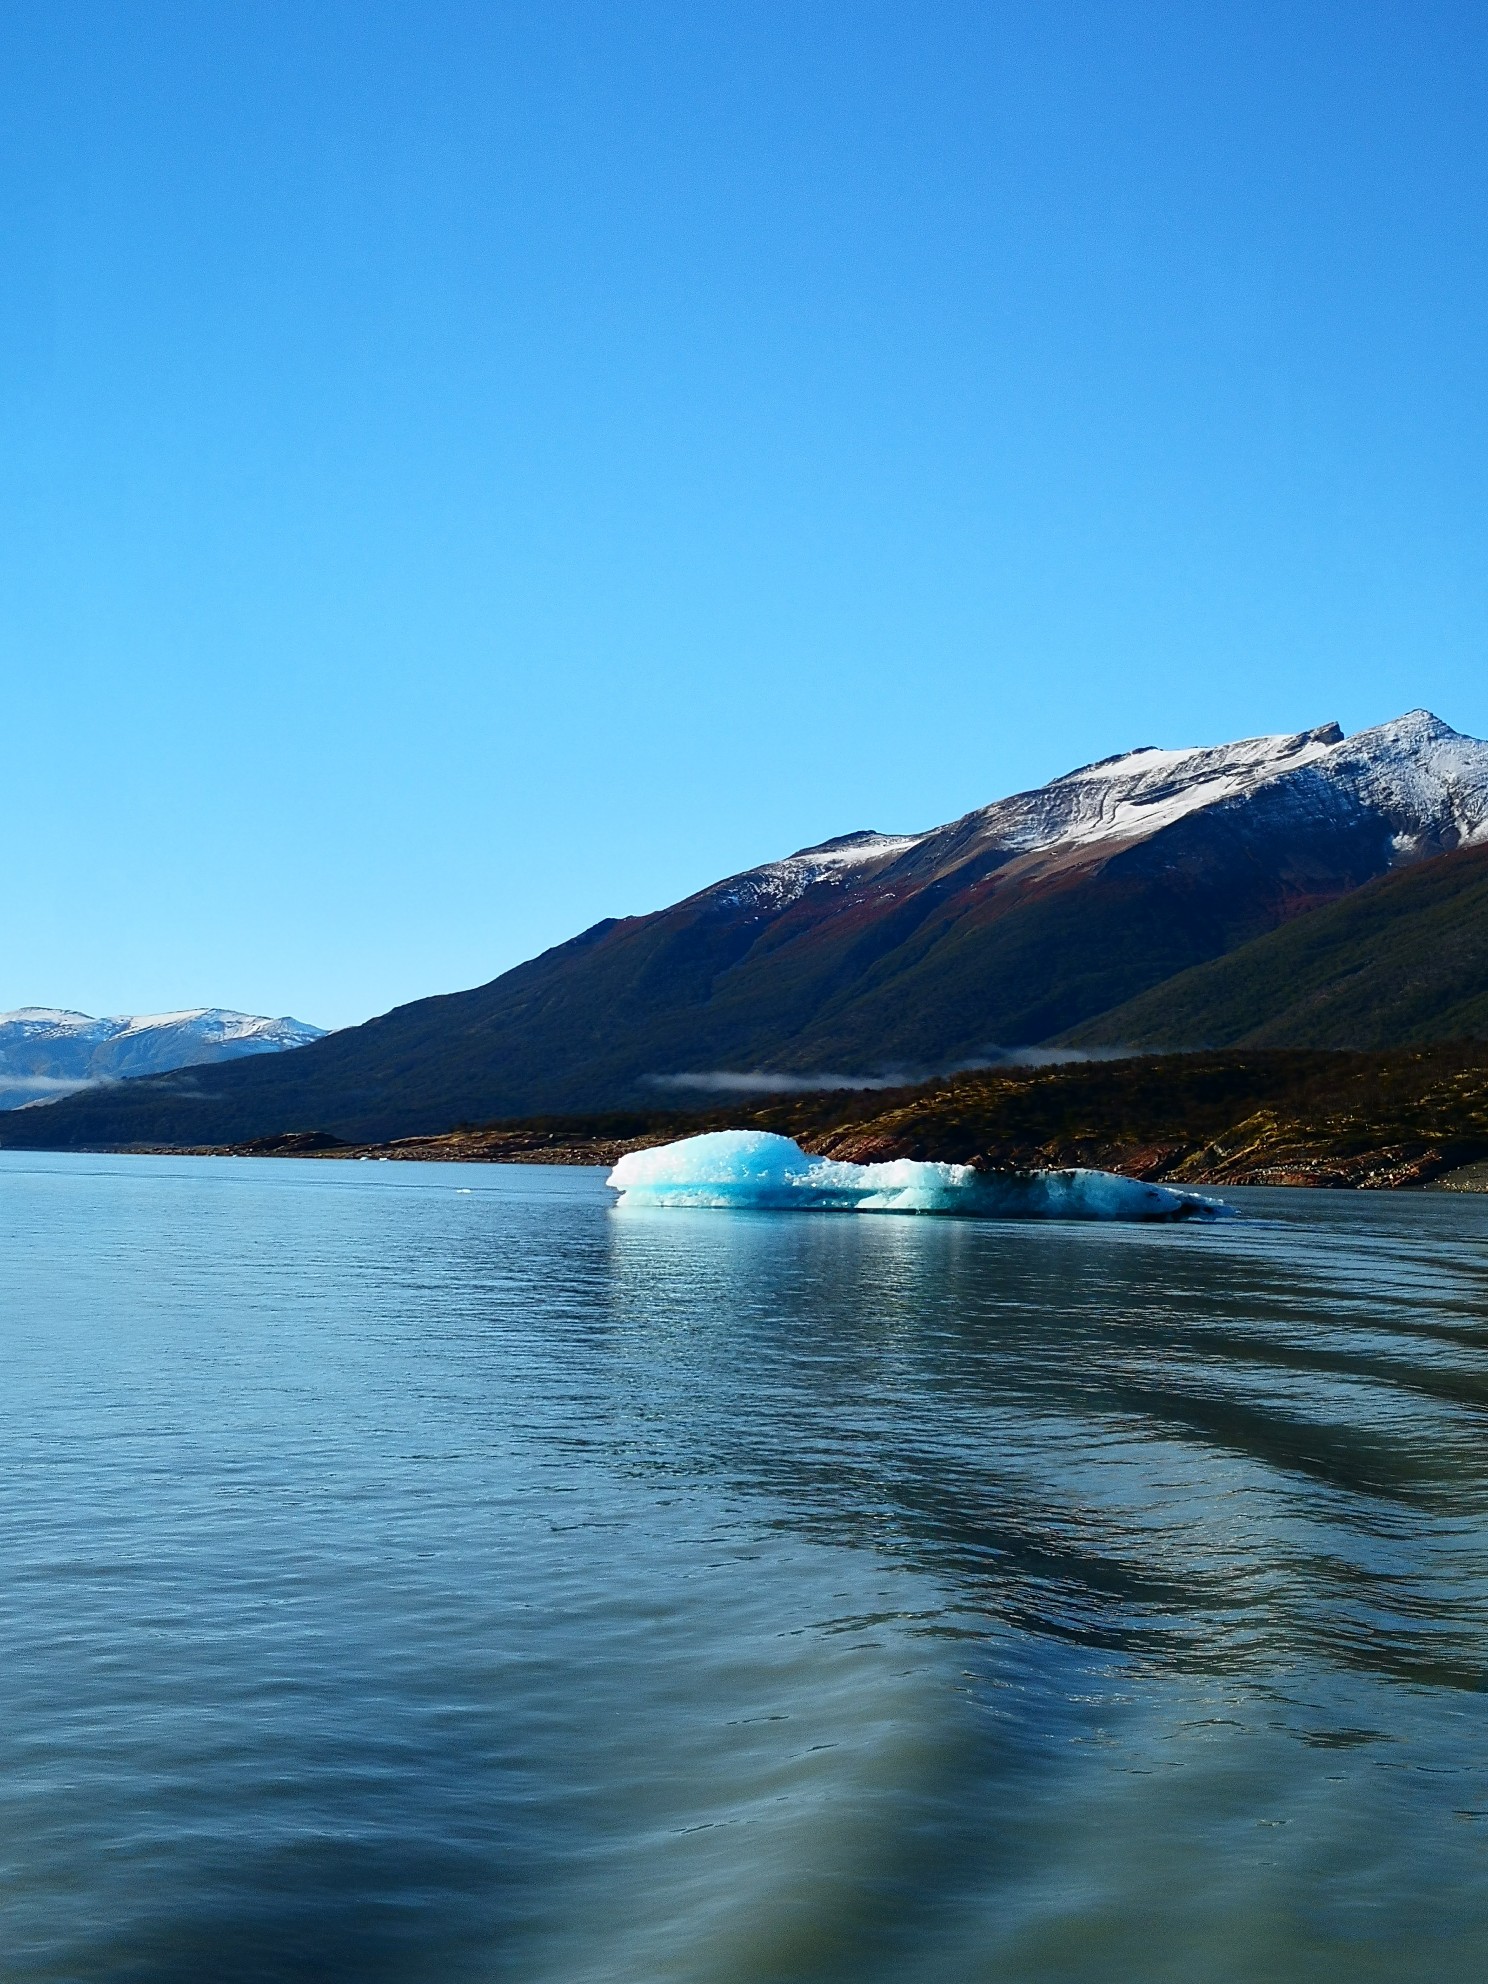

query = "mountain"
[
  {"left": 4, "top": 708, "right": 1487, "bottom": 1149},
  {"left": 0, "top": 1008, "right": 326, "bottom": 1109},
  {"left": 1065, "top": 841, "right": 1488, "bottom": 1051}
]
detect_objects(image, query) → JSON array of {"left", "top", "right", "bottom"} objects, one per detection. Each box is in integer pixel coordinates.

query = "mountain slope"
[
  {"left": 218, "top": 1047, "right": 1488, "bottom": 1193},
  {"left": 0, "top": 1008, "right": 326, "bottom": 1109},
  {"left": 4, "top": 709, "right": 1486, "bottom": 1148},
  {"left": 1064, "top": 842, "right": 1488, "bottom": 1050}
]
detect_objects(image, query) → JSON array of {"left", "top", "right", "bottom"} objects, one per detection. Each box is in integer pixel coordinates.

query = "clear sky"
[{"left": 2, "top": 1, "right": 1485, "bottom": 1028}]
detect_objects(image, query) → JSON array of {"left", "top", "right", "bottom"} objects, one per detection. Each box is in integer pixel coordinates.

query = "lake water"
[{"left": 1, "top": 1152, "right": 1485, "bottom": 1983}]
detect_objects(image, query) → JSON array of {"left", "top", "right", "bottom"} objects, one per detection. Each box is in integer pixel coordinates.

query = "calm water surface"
[{"left": 1, "top": 1152, "right": 1485, "bottom": 1982}]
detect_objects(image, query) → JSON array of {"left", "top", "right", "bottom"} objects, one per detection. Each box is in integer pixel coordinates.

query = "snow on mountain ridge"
[
  {"left": 1014, "top": 709, "right": 1488, "bottom": 855},
  {"left": 0, "top": 1007, "right": 327, "bottom": 1110},
  {"left": 713, "top": 710, "right": 1488, "bottom": 912},
  {"left": 709, "top": 831, "right": 931, "bottom": 912},
  {"left": 0, "top": 1005, "right": 321, "bottom": 1040},
  {"left": 109, "top": 1008, "right": 317, "bottom": 1043},
  {"left": 985, "top": 722, "right": 1347, "bottom": 856},
  {"left": 1, "top": 1008, "right": 116, "bottom": 1037},
  {"left": 1323, "top": 711, "right": 1488, "bottom": 851}
]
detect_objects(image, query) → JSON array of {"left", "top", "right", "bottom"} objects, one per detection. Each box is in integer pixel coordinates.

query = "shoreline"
[
  {"left": 8, "top": 1046, "right": 1488, "bottom": 1192},
  {"left": 70, "top": 1129, "right": 1488, "bottom": 1192}
]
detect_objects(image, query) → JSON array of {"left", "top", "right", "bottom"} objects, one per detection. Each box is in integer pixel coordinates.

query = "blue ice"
[{"left": 607, "top": 1131, "right": 1227, "bottom": 1222}]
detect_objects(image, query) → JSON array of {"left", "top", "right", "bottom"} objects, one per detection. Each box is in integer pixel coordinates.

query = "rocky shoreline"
[{"left": 157, "top": 1046, "right": 1488, "bottom": 1192}]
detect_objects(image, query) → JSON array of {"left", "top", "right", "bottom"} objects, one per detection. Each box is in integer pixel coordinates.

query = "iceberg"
[{"left": 607, "top": 1131, "right": 1227, "bottom": 1222}]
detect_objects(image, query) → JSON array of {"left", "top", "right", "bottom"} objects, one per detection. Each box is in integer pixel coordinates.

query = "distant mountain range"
[
  {"left": 0, "top": 1008, "right": 325, "bottom": 1109},
  {"left": 4, "top": 708, "right": 1487, "bottom": 1149}
]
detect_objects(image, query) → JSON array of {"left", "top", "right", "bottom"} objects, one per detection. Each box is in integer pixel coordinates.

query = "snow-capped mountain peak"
[
  {"left": 711, "top": 830, "right": 932, "bottom": 912},
  {"left": 700, "top": 709, "right": 1488, "bottom": 927},
  {"left": 981, "top": 721, "right": 1348, "bottom": 856},
  {"left": 106, "top": 1007, "right": 317, "bottom": 1044},
  {"left": 1321, "top": 710, "right": 1488, "bottom": 853},
  {"left": 0, "top": 1006, "right": 326, "bottom": 1109},
  {"left": 909, "top": 708, "right": 1488, "bottom": 879}
]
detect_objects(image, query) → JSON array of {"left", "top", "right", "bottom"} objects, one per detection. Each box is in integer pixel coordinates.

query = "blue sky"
[{"left": 2, "top": 1, "right": 1485, "bottom": 1028}]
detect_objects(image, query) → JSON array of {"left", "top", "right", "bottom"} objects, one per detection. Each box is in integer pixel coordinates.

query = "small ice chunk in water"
[{"left": 607, "top": 1131, "right": 1227, "bottom": 1222}]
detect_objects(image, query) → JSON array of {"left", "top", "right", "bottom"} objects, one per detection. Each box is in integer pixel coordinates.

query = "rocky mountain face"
[
  {"left": 0, "top": 1008, "right": 326, "bottom": 1109},
  {"left": 4, "top": 710, "right": 1486, "bottom": 1147}
]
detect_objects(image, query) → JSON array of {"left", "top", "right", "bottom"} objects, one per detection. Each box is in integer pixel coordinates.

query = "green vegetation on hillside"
[{"left": 1066, "top": 844, "right": 1488, "bottom": 1050}]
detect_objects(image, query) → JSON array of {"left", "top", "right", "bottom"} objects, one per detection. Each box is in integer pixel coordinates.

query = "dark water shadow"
[{"left": 596, "top": 1201, "right": 1488, "bottom": 1691}]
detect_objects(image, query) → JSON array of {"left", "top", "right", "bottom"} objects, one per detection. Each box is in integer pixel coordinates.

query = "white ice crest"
[{"left": 607, "top": 1131, "right": 1228, "bottom": 1222}]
